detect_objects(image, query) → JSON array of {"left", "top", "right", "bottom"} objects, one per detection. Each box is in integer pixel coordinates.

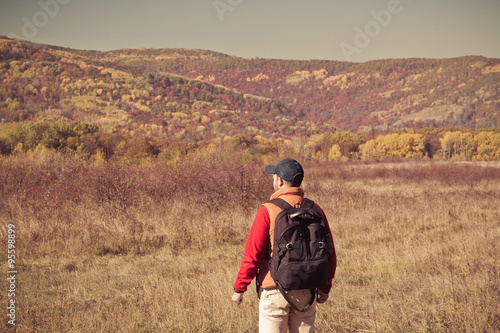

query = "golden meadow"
[{"left": 0, "top": 147, "right": 499, "bottom": 332}]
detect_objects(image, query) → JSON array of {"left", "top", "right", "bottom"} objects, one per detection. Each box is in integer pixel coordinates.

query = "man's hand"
[
  {"left": 317, "top": 290, "right": 329, "bottom": 304},
  {"left": 232, "top": 292, "right": 244, "bottom": 305}
]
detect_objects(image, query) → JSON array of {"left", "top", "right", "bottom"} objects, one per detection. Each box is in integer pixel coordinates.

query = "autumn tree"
[
  {"left": 360, "top": 132, "right": 425, "bottom": 160},
  {"left": 439, "top": 131, "right": 476, "bottom": 160},
  {"left": 474, "top": 131, "right": 500, "bottom": 160}
]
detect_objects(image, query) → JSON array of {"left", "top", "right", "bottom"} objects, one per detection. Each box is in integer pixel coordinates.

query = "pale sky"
[{"left": 0, "top": 0, "right": 499, "bottom": 62}]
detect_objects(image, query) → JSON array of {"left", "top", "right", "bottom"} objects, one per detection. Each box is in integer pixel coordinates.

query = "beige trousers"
[{"left": 259, "top": 288, "right": 316, "bottom": 333}]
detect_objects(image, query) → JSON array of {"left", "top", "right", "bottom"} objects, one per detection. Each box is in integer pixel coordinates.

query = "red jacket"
[{"left": 234, "top": 187, "right": 337, "bottom": 294}]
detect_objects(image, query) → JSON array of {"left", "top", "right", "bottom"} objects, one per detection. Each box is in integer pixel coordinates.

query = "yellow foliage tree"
[
  {"left": 440, "top": 131, "right": 476, "bottom": 160},
  {"left": 398, "top": 133, "right": 425, "bottom": 158},
  {"left": 360, "top": 132, "right": 425, "bottom": 160},
  {"left": 474, "top": 132, "right": 500, "bottom": 160},
  {"left": 359, "top": 139, "right": 380, "bottom": 160},
  {"left": 328, "top": 144, "right": 342, "bottom": 161},
  {"left": 93, "top": 149, "right": 107, "bottom": 166}
]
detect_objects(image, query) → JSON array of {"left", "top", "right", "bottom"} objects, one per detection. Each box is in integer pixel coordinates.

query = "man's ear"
[{"left": 278, "top": 176, "right": 285, "bottom": 188}]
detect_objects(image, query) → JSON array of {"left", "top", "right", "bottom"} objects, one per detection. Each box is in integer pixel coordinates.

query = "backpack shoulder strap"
[
  {"left": 267, "top": 198, "right": 293, "bottom": 211},
  {"left": 301, "top": 198, "right": 314, "bottom": 209},
  {"left": 268, "top": 197, "right": 314, "bottom": 210}
]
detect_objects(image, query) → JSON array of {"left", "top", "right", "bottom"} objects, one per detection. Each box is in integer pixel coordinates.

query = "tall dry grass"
[{"left": 0, "top": 152, "right": 499, "bottom": 332}]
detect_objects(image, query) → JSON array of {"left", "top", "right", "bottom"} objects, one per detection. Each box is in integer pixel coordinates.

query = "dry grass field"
[{"left": 1, "top": 152, "right": 499, "bottom": 332}]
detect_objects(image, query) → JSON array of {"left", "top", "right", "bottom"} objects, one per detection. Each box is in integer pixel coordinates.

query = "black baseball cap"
[{"left": 265, "top": 158, "right": 304, "bottom": 184}]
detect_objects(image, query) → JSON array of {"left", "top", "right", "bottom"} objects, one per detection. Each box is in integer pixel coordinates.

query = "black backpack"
[{"left": 268, "top": 198, "right": 331, "bottom": 311}]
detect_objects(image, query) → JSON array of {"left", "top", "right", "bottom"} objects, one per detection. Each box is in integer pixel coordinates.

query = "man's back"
[{"left": 232, "top": 158, "right": 337, "bottom": 332}]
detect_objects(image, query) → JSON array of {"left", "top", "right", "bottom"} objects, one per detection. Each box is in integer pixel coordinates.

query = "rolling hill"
[{"left": 1, "top": 36, "right": 499, "bottom": 142}]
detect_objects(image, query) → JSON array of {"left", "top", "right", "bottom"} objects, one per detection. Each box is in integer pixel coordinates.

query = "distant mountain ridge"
[{"left": 0, "top": 37, "right": 498, "bottom": 141}]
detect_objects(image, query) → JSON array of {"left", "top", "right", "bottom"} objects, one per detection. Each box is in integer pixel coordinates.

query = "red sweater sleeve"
[{"left": 233, "top": 205, "right": 270, "bottom": 292}]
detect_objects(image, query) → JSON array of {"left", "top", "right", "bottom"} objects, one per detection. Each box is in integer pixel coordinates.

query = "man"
[{"left": 232, "top": 158, "right": 337, "bottom": 332}]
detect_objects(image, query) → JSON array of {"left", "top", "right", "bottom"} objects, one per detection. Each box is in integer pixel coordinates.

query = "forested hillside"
[
  {"left": 0, "top": 37, "right": 499, "bottom": 162},
  {"left": 1, "top": 37, "right": 332, "bottom": 142},
  {"left": 2, "top": 37, "right": 499, "bottom": 134},
  {"left": 103, "top": 46, "right": 500, "bottom": 130}
]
